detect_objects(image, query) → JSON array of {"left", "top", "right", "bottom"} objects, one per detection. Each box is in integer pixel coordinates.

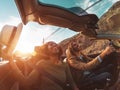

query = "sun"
[
  {"left": 15, "top": 44, "right": 34, "bottom": 54},
  {"left": 13, "top": 22, "right": 54, "bottom": 55}
]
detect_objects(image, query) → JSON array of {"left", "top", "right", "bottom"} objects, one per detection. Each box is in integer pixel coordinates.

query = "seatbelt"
[
  {"left": 65, "top": 59, "right": 77, "bottom": 89},
  {"left": 37, "top": 66, "right": 65, "bottom": 88},
  {"left": 27, "top": 61, "right": 65, "bottom": 88}
]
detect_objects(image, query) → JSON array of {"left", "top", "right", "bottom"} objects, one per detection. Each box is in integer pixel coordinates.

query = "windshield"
[
  {"left": 39, "top": 0, "right": 120, "bottom": 36},
  {"left": 39, "top": 0, "right": 116, "bottom": 17},
  {"left": 1, "top": 0, "right": 119, "bottom": 54}
]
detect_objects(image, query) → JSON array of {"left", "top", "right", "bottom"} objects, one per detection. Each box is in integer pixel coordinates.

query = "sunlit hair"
[{"left": 34, "top": 41, "right": 63, "bottom": 60}]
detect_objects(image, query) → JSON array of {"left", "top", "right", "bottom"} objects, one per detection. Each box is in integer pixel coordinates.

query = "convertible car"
[{"left": 0, "top": 0, "right": 120, "bottom": 90}]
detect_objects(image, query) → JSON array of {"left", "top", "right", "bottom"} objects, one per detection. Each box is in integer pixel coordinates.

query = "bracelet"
[
  {"left": 97, "top": 55, "right": 102, "bottom": 63},
  {"left": 79, "top": 55, "right": 83, "bottom": 60}
]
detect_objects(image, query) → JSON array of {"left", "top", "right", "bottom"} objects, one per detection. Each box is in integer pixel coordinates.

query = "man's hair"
[{"left": 68, "top": 40, "right": 80, "bottom": 56}]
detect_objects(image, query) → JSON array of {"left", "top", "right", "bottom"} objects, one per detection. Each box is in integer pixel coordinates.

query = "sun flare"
[
  {"left": 14, "top": 22, "right": 54, "bottom": 55},
  {"left": 15, "top": 45, "right": 34, "bottom": 54}
]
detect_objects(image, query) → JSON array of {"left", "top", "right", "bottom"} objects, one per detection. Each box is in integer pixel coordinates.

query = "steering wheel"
[{"left": 110, "top": 40, "right": 120, "bottom": 49}]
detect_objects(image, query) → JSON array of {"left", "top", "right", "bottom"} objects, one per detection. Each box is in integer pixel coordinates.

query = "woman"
[{"left": 9, "top": 41, "right": 79, "bottom": 90}]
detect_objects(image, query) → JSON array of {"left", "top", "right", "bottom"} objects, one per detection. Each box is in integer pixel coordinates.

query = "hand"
[
  {"left": 103, "top": 45, "right": 116, "bottom": 55},
  {"left": 66, "top": 48, "right": 71, "bottom": 57}
]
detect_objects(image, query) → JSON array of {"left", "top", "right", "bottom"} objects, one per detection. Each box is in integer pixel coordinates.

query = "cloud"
[
  {"left": 0, "top": 15, "right": 63, "bottom": 51},
  {"left": 110, "top": 0, "right": 119, "bottom": 3},
  {"left": 0, "top": 16, "right": 21, "bottom": 31},
  {"left": 16, "top": 22, "right": 57, "bottom": 47},
  {"left": 84, "top": 0, "right": 91, "bottom": 8},
  {"left": 0, "top": 22, "right": 4, "bottom": 31},
  {"left": 84, "top": 0, "right": 119, "bottom": 17},
  {"left": 75, "top": 0, "right": 93, "bottom": 9},
  {"left": 85, "top": 0, "right": 94, "bottom": 8},
  {"left": 8, "top": 16, "right": 21, "bottom": 25}
]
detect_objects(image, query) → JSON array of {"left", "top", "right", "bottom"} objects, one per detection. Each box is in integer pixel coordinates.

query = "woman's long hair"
[{"left": 34, "top": 41, "right": 63, "bottom": 60}]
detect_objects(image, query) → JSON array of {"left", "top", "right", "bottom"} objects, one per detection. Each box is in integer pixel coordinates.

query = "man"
[{"left": 66, "top": 40, "right": 116, "bottom": 89}]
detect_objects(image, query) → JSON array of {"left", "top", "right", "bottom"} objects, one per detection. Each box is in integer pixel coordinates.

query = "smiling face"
[
  {"left": 46, "top": 41, "right": 63, "bottom": 56},
  {"left": 34, "top": 41, "right": 63, "bottom": 60}
]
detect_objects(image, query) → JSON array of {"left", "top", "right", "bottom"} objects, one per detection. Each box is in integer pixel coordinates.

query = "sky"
[{"left": 0, "top": 0, "right": 119, "bottom": 53}]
